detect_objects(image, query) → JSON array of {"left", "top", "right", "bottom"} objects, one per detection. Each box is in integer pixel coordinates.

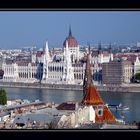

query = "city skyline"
[{"left": 0, "top": 11, "right": 140, "bottom": 49}]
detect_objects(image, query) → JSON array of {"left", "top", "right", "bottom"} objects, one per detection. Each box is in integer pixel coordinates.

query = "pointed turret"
[
  {"left": 136, "top": 55, "right": 140, "bottom": 63},
  {"left": 98, "top": 42, "right": 102, "bottom": 54},
  {"left": 108, "top": 42, "right": 112, "bottom": 54},
  {"left": 45, "top": 41, "right": 49, "bottom": 51},
  {"left": 63, "top": 40, "right": 74, "bottom": 83},
  {"left": 69, "top": 25, "right": 72, "bottom": 37},
  {"left": 83, "top": 45, "right": 92, "bottom": 97}
]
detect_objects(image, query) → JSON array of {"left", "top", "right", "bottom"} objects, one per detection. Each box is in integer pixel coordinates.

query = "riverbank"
[{"left": 0, "top": 81, "right": 140, "bottom": 92}]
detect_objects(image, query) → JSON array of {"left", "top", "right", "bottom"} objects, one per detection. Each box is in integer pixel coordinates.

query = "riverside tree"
[
  {"left": 135, "top": 73, "right": 140, "bottom": 80},
  {"left": 0, "top": 88, "right": 7, "bottom": 105},
  {"left": 133, "top": 73, "right": 140, "bottom": 83}
]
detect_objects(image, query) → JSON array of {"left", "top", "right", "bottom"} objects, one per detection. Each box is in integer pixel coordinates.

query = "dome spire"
[{"left": 69, "top": 25, "right": 72, "bottom": 37}]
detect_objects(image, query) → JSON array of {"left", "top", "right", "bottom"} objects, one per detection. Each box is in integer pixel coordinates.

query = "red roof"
[
  {"left": 95, "top": 106, "right": 116, "bottom": 123},
  {"left": 82, "top": 84, "right": 104, "bottom": 105},
  {"left": 56, "top": 102, "right": 76, "bottom": 110},
  {"left": 63, "top": 27, "right": 78, "bottom": 48},
  {"left": 63, "top": 36, "right": 78, "bottom": 48}
]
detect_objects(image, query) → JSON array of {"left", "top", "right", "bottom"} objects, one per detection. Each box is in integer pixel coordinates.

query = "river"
[{"left": 3, "top": 87, "right": 140, "bottom": 123}]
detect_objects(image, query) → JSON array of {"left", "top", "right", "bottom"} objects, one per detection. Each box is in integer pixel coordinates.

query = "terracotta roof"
[
  {"left": 63, "top": 36, "right": 78, "bottom": 48},
  {"left": 63, "top": 27, "right": 78, "bottom": 48},
  {"left": 56, "top": 102, "right": 75, "bottom": 110},
  {"left": 82, "top": 84, "right": 104, "bottom": 106},
  {"left": 95, "top": 106, "right": 116, "bottom": 123}
]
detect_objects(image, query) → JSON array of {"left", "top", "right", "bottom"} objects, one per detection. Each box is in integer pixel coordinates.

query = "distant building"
[
  {"left": 91, "top": 43, "right": 113, "bottom": 84},
  {"left": 1, "top": 27, "right": 83, "bottom": 84},
  {"left": 134, "top": 55, "right": 140, "bottom": 75},
  {"left": 137, "top": 42, "right": 140, "bottom": 47},
  {"left": 102, "top": 60, "right": 133, "bottom": 85},
  {"left": 2, "top": 61, "right": 43, "bottom": 82},
  {"left": 0, "top": 69, "right": 4, "bottom": 79},
  {"left": 1, "top": 28, "right": 116, "bottom": 85}
]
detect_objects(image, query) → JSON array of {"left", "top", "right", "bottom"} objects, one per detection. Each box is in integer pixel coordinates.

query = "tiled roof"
[
  {"left": 95, "top": 106, "right": 116, "bottom": 123},
  {"left": 82, "top": 84, "right": 104, "bottom": 105},
  {"left": 16, "top": 61, "right": 30, "bottom": 66},
  {"left": 36, "top": 51, "right": 44, "bottom": 57},
  {"left": 56, "top": 102, "right": 75, "bottom": 110}
]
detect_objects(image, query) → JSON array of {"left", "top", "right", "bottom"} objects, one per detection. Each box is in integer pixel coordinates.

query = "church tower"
[{"left": 81, "top": 45, "right": 116, "bottom": 123}]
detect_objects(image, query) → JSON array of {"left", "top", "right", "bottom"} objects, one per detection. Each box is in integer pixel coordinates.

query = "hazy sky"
[{"left": 0, "top": 11, "right": 140, "bottom": 49}]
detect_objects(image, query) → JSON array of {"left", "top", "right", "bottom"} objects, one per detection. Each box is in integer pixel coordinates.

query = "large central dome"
[{"left": 63, "top": 27, "right": 78, "bottom": 48}]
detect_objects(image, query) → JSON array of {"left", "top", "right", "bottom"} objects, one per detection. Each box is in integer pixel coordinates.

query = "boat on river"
[{"left": 106, "top": 103, "right": 129, "bottom": 111}]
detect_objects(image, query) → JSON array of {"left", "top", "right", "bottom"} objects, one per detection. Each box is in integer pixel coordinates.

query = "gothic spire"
[
  {"left": 98, "top": 42, "right": 102, "bottom": 54},
  {"left": 83, "top": 43, "right": 92, "bottom": 97},
  {"left": 109, "top": 42, "right": 112, "bottom": 53},
  {"left": 69, "top": 25, "right": 72, "bottom": 37}
]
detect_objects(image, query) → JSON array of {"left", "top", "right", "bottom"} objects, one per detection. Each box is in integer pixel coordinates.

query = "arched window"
[
  {"left": 77, "top": 74, "right": 78, "bottom": 79},
  {"left": 29, "top": 72, "right": 31, "bottom": 78},
  {"left": 74, "top": 74, "right": 76, "bottom": 79},
  {"left": 82, "top": 74, "right": 83, "bottom": 79},
  {"left": 79, "top": 74, "right": 81, "bottom": 79},
  {"left": 98, "top": 110, "right": 102, "bottom": 116},
  {"left": 22, "top": 73, "right": 24, "bottom": 78}
]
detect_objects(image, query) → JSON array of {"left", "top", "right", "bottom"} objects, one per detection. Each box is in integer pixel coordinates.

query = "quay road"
[
  {"left": 1, "top": 81, "right": 140, "bottom": 92},
  {"left": 0, "top": 101, "right": 47, "bottom": 113}
]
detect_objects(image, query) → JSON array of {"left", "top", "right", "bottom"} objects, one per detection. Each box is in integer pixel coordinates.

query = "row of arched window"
[
  {"left": 74, "top": 74, "right": 83, "bottom": 80},
  {"left": 48, "top": 66, "right": 64, "bottom": 72},
  {"left": 18, "top": 72, "right": 36, "bottom": 78},
  {"left": 4, "top": 67, "right": 15, "bottom": 74}
]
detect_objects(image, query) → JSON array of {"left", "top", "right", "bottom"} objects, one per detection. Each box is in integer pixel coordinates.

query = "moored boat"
[{"left": 106, "top": 103, "right": 129, "bottom": 111}]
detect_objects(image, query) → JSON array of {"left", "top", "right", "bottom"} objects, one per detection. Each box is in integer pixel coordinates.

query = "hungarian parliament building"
[{"left": 1, "top": 28, "right": 113, "bottom": 85}]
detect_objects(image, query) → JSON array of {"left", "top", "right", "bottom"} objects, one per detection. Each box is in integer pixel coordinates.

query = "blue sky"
[{"left": 0, "top": 11, "right": 140, "bottom": 49}]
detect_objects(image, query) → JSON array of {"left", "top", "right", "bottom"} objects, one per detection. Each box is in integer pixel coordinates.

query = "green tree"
[
  {"left": 134, "top": 73, "right": 140, "bottom": 80},
  {"left": 0, "top": 88, "right": 7, "bottom": 105}
]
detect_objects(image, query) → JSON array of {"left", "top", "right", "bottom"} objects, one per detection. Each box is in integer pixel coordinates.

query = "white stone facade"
[
  {"left": 57, "top": 105, "right": 95, "bottom": 128},
  {"left": 134, "top": 55, "right": 140, "bottom": 75}
]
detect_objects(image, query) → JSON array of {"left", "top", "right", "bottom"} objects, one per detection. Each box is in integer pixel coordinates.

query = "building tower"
[
  {"left": 42, "top": 41, "right": 50, "bottom": 80},
  {"left": 109, "top": 42, "right": 113, "bottom": 61},
  {"left": 31, "top": 48, "right": 36, "bottom": 63},
  {"left": 63, "top": 41, "right": 74, "bottom": 84},
  {"left": 63, "top": 26, "right": 79, "bottom": 63},
  {"left": 134, "top": 55, "right": 140, "bottom": 75},
  {"left": 98, "top": 42, "right": 103, "bottom": 63},
  {"left": 81, "top": 45, "right": 116, "bottom": 123},
  {"left": 83, "top": 45, "right": 92, "bottom": 97}
]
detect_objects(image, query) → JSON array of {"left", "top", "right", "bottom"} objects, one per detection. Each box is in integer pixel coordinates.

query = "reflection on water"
[
  {"left": 3, "top": 87, "right": 140, "bottom": 122},
  {"left": 5, "top": 87, "right": 83, "bottom": 104}
]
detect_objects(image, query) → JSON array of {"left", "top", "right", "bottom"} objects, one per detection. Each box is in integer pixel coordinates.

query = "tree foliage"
[
  {"left": 134, "top": 73, "right": 140, "bottom": 80},
  {"left": 0, "top": 88, "right": 7, "bottom": 105}
]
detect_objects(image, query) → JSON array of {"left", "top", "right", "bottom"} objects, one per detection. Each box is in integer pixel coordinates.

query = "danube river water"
[{"left": 3, "top": 87, "right": 140, "bottom": 122}]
